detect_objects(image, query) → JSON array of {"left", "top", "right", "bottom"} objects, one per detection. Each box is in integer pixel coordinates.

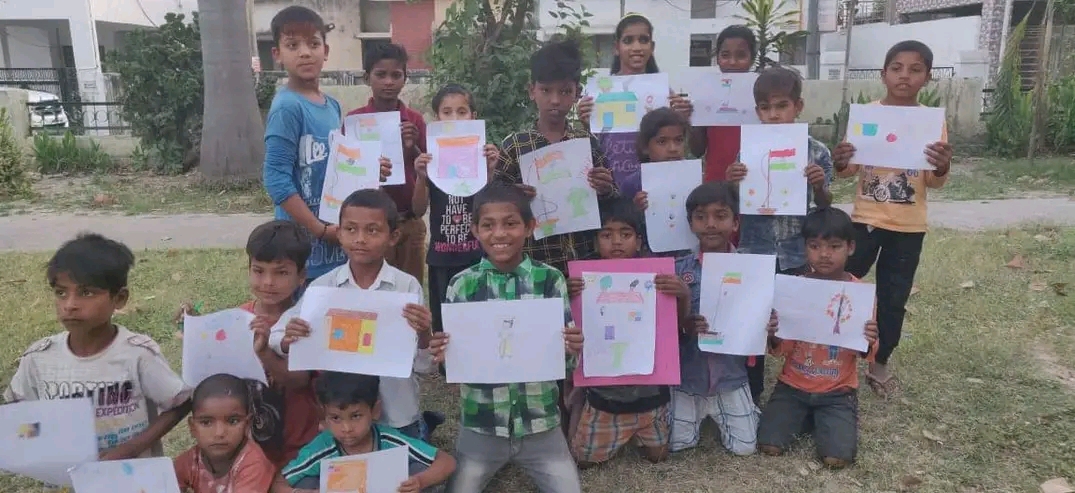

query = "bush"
[
  {"left": 985, "top": 15, "right": 1033, "bottom": 157},
  {"left": 0, "top": 107, "right": 32, "bottom": 198},
  {"left": 1046, "top": 75, "right": 1075, "bottom": 152},
  {"left": 32, "top": 131, "right": 113, "bottom": 174}
]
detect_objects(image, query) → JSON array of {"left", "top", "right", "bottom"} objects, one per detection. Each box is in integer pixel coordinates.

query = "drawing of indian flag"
[
  {"left": 721, "top": 272, "right": 742, "bottom": 284},
  {"left": 768, "top": 148, "right": 798, "bottom": 171},
  {"left": 336, "top": 145, "right": 368, "bottom": 176}
]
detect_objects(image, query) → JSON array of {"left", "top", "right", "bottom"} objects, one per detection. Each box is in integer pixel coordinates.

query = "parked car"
[{"left": 27, "top": 90, "right": 70, "bottom": 129}]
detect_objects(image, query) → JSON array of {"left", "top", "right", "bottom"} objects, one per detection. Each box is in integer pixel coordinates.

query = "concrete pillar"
[{"left": 69, "top": 1, "right": 106, "bottom": 103}]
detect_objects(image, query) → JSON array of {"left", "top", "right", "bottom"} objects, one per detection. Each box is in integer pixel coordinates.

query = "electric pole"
[
  {"left": 807, "top": 0, "right": 820, "bottom": 79},
  {"left": 837, "top": 0, "right": 857, "bottom": 138}
]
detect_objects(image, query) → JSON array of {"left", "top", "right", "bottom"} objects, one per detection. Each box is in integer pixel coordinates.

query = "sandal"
[{"left": 865, "top": 371, "right": 900, "bottom": 399}]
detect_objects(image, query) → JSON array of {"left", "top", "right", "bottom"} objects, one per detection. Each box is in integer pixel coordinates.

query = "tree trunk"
[{"left": 197, "top": 0, "right": 265, "bottom": 184}]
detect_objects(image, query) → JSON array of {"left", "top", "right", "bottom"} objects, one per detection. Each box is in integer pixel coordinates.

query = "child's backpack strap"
[
  {"left": 125, "top": 333, "right": 163, "bottom": 357},
  {"left": 21, "top": 337, "right": 53, "bottom": 357}
]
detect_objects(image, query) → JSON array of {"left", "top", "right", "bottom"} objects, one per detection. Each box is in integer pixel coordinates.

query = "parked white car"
[{"left": 27, "top": 90, "right": 70, "bottom": 129}]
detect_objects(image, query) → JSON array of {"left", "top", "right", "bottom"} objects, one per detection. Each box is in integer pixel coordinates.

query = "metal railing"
[
  {"left": 0, "top": 67, "right": 81, "bottom": 101},
  {"left": 846, "top": 67, "right": 956, "bottom": 79},
  {"left": 27, "top": 101, "right": 130, "bottom": 135}
]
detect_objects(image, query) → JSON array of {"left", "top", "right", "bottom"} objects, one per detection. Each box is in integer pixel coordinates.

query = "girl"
[
  {"left": 629, "top": 107, "right": 693, "bottom": 258},
  {"left": 576, "top": 13, "right": 693, "bottom": 199}
]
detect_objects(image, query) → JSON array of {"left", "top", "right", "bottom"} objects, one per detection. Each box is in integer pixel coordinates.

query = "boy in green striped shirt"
[{"left": 429, "top": 183, "right": 585, "bottom": 493}]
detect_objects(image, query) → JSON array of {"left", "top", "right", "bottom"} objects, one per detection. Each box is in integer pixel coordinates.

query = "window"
[
  {"left": 689, "top": 36, "right": 713, "bottom": 66},
  {"left": 591, "top": 34, "right": 616, "bottom": 69},
  {"left": 360, "top": 0, "right": 392, "bottom": 33},
  {"left": 691, "top": 0, "right": 717, "bottom": 19}
]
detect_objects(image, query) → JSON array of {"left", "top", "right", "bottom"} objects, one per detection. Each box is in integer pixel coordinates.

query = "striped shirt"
[{"left": 282, "top": 426, "right": 437, "bottom": 486}]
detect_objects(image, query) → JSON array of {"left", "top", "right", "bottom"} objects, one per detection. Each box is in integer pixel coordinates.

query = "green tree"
[
  {"left": 735, "top": 0, "right": 806, "bottom": 70},
  {"left": 985, "top": 14, "right": 1033, "bottom": 157}
]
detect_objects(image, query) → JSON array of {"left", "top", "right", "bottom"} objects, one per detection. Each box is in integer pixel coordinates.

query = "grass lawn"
[{"left": 1, "top": 228, "right": 1074, "bottom": 492}]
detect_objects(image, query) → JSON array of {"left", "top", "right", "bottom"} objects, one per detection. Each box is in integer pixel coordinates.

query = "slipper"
[{"left": 865, "top": 371, "right": 899, "bottom": 399}]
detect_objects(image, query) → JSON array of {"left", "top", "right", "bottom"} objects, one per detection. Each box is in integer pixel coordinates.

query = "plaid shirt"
[
  {"left": 493, "top": 125, "right": 620, "bottom": 273},
  {"left": 444, "top": 255, "right": 575, "bottom": 437},
  {"left": 738, "top": 137, "right": 834, "bottom": 271}
]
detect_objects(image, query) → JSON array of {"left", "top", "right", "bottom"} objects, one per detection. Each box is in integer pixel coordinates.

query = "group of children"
[{"left": 2, "top": 5, "right": 954, "bottom": 493}]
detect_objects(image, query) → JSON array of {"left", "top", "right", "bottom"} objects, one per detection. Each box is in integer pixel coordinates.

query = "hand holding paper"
[
  {"left": 925, "top": 141, "right": 953, "bottom": 175},
  {"left": 564, "top": 325, "right": 584, "bottom": 355},
  {"left": 588, "top": 167, "right": 615, "bottom": 195}
]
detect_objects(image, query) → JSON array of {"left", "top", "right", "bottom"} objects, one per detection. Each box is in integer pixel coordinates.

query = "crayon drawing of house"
[
  {"left": 594, "top": 91, "right": 638, "bottom": 130},
  {"left": 326, "top": 309, "right": 378, "bottom": 354}
]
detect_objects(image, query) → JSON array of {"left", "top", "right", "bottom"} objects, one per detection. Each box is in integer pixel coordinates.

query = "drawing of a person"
[{"left": 498, "top": 317, "right": 514, "bottom": 359}]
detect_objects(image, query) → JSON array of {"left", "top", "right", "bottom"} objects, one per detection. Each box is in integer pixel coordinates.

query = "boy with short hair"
[
  {"left": 492, "top": 38, "right": 621, "bottom": 273},
  {"left": 725, "top": 65, "right": 834, "bottom": 404},
  {"left": 669, "top": 182, "right": 759, "bottom": 456},
  {"left": 262, "top": 6, "right": 348, "bottom": 285},
  {"left": 757, "top": 207, "right": 879, "bottom": 468},
  {"left": 270, "top": 189, "right": 441, "bottom": 441},
  {"left": 4, "top": 233, "right": 191, "bottom": 460},
  {"left": 427, "top": 183, "right": 585, "bottom": 493},
  {"left": 345, "top": 42, "right": 428, "bottom": 284},
  {"left": 280, "top": 372, "right": 456, "bottom": 492}
]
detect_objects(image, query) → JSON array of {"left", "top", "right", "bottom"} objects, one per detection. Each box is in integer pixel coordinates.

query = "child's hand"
[
  {"left": 567, "top": 277, "right": 585, "bottom": 298},
  {"left": 429, "top": 332, "right": 449, "bottom": 363},
  {"left": 654, "top": 274, "right": 689, "bottom": 300},
  {"left": 766, "top": 309, "right": 779, "bottom": 336},
  {"left": 687, "top": 314, "right": 709, "bottom": 335},
  {"left": 397, "top": 476, "right": 422, "bottom": 493},
  {"left": 832, "top": 142, "right": 855, "bottom": 171},
  {"left": 281, "top": 317, "right": 311, "bottom": 354},
  {"left": 563, "top": 325, "right": 584, "bottom": 355},
  {"left": 402, "top": 303, "right": 432, "bottom": 334},
  {"left": 864, "top": 319, "right": 879, "bottom": 344},
  {"left": 515, "top": 183, "right": 538, "bottom": 199},
  {"left": 250, "top": 315, "right": 273, "bottom": 354},
  {"left": 587, "top": 167, "right": 615, "bottom": 195},
  {"left": 483, "top": 144, "right": 500, "bottom": 174},
  {"left": 577, "top": 96, "right": 595, "bottom": 124},
  {"left": 804, "top": 162, "right": 826, "bottom": 188},
  {"left": 925, "top": 141, "right": 952, "bottom": 175},
  {"left": 727, "top": 162, "right": 748, "bottom": 182},
  {"left": 414, "top": 153, "right": 431, "bottom": 180},
  {"left": 401, "top": 121, "right": 419, "bottom": 149},
  {"left": 379, "top": 156, "right": 393, "bottom": 183},
  {"left": 670, "top": 94, "right": 693, "bottom": 119},
  {"left": 634, "top": 191, "right": 649, "bottom": 211}
]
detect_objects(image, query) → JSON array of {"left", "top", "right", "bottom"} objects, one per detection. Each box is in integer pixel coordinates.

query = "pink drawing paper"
[{"left": 570, "top": 257, "right": 681, "bottom": 386}]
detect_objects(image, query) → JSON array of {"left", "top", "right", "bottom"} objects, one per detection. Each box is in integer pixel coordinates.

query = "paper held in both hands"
[
  {"left": 342, "top": 111, "right": 406, "bottom": 186},
  {"left": 641, "top": 160, "right": 702, "bottom": 253},
  {"left": 319, "top": 130, "right": 384, "bottom": 224},
  {"left": 321, "top": 447, "right": 409, "bottom": 493},
  {"left": 739, "top": 123, "right": 810, "bottom": 217},
  {"left": 845, "top": 104, "right": 946, "bottom": 171},
  {"left": 70, "top": 457, "right": 181, "bottom": 493},
  {"left": 519, "top": 138, "right": 602, "bottom": 241},
  {"left": 426, "top": 120, "right": 488, "bottom": 197},
  {"left": 697, "top": 253, "right": 776, "bottom": 356},
  {"left": 674, "top": 70, "right": 761, "bottom": 127},
  {"left": 579, "top": 272, "right": 658, "bottom": 378},
  {"left": 0, "top": 398, "right": 98, "bottom": 486},
  {"left": 182, "top": 308, "right": 267, "bottom": 386},
  {"left": 772, "top": 274, "right": 877, "bottom": 352}
]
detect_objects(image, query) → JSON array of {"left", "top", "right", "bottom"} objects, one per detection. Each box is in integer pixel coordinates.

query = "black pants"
[
  {"left": 429, "top": 264, "right": 471, "bottom": 377},
  {"left": 845, "top": 224, "right": 925, "bottom": 365},
  {"left": 757, "top": 382, "right": 859, "bottom": 462},
  {"left": 747, "top": 263, "right": 807, "bottom": 403}
]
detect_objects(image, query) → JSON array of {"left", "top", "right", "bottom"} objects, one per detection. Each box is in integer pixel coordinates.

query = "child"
[
  {"left": 270, "top": 189, "right": 441, "bottom": 441},
  {"left": 757, "top": 207, "right": 879, "bottom": 468},
  {"left": 689, "top": 25, "right": 757, "bottom": 183},
  {"left": 832, "top": 40, "right": 952, "bottom": 398},
  {"left": 565, "top": 199, "right": 684, "bottom": 468},
  {"left": 262, "top": 6, "right": 348, "bottom": 285},
  {"left": 669, "top": 182, "right": 759, "bottom": 456},
  {"left": 174, "top": 374, "right": 277, "bottom": 492},
  {"left": 280, "top": 372, "right": 456, "bottom": 492},
  {"left": 242, "top": 220, "right": 322, "bottom": 468},
  {"left": 492, "top": 38, "right": 621, "bottom": 273},
  {"left": 625, "top": 107, "right": 692, "bottom": 257},
  {"left": 3, "top": 233, "right": 191, "bottom": 460},
  {"left": 725, "top": 66, "right": 834, "bottom": 404},
  {"left": 345, "top": 42, "right": 428, "bottom": 284},
  {"left": 427, "top": 184, "right": 585, "bottom": 493},
  {"left": 412, "top": 84, "right": 500, "bottom": 342}
]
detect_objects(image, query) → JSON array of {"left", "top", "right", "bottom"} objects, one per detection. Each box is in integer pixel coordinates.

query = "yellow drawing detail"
[
  {"left": 326, "top": 459, "right": 368, "bottom": 492},
  {"left": 326, "top": 309, "right": 378, "bottom": 354}
]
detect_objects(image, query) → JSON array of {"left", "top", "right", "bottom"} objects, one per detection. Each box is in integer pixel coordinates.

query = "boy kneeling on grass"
[{"left": 757, "top": 207, "right": 879, "bottom": 468}]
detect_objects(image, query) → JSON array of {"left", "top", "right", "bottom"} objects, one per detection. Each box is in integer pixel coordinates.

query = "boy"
[
  {"left": 242, "top": 220, "right": 322, "bottom": 468},
  {"left": 280, "top": 372, "right": 456, "bottom": 492},
  {"left": 3, "top": 233, "right": 191, "bottom": 460},
  {"left": 269, "top": 189, "right": 442, "bottom": 441},
  {"left": 757, "top": 207, "right": 879, "bottom": 468},
  {"left": 669, "top": 182, "right": 759, "bottom": 456},
  {"left": 565, "top": 199, "right": 683, "bottom": 467},
  {"left": 832, "top": 40, "right": 953, "bottom": 398},
  {"left": 427, "top": 184, "right": 585, "bottom": 493},
  {"left": 174, "top": 373, "right": 277, "bottom": 492},
  {"left": 262, "top": 6, "right": 348, "bottom": 285},
  {"left": 725, "top": 66, "right": 834, "bottom": 404},
  {"left": 492, "top": 38, "right": 621, "bottom": 273},
  {"left": 345, "top": 42, "right": 428, "bottom": 284}
]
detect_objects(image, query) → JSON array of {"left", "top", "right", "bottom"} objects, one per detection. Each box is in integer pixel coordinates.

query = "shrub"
[
  {"left": 0, "top": 107, "right": 32, "bottom": 198},
  {"left": 32, "top": 131, "right": 113, "bottom": 174},
  {"left": 985, "top": 15, "right": 1033, "bottom": 156}
]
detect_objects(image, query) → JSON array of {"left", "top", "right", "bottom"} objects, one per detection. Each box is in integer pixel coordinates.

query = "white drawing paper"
[
  {"left": 289, "top": 287, "right": 421, "bottom": 378},
  {"left": 426, "top": 120, "right": 487, "bottom": 197},
  {"left": 442, "top": 298, "right": 567, "bottom": 384},
  {"left": 584, "top": 73, "right": 670, "bottom": 133},
  {"left": 69, "top": 457, "right": 181, "bottom": 493},
  {"left": 677, "top": 70, "right": 761, "bottom": 126},
  {"left": 0, "top": 398, "right": 97, "bottom": 486},
  {"left": 182, "top": 308, "right": 266, "bottom": 386},
  {"left": 846, "top": 104, "right": 946, "bottom": 170},
  {"left": 641, "top": 160, "right": 702, "bottom": 252},
  {"left": 343, "top": 111, "right": 406, "bottom": 185},
  {"left": 320, "top": 446, "right": 409, "bottom": 493},
  {"left": 319, "top": 130, "right": 383, "bottom": 224},
  {"left": 739, "top": 123, "right": 809, "bottom": 216},
  {"left": 520, "top": 138, "right": 602, "bottom": 240},
  {"left": 580, "top": 272, "right": 658, "bottom": 377},
  {"left": 772, "top": 274, "right": 876, "bottom": 352},
  {"left": 698, "top": 253, "right": 776, "bottom": 356}
]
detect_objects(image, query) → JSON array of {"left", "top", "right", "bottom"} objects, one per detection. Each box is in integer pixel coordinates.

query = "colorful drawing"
[
  {"left": 355, "top": 117, "right": 380, "bottom": 142},
  {"left": 535, "top": 194, "right": 560, "bottom": 237},
  {"left": 567, "top": 188, "right": 591, "bottom": 217},
  {"left": 825, "top": 290, "right": 853, "bottom": 335},
  {"left": 754, "top": 148, "right": 798, "bottom": 214},
  {"left": 604, "top": 325, "right": 616, "bottom": 340},
  {"left": 325, "top": 459, "right": 368, "bottom": 493},
  {"left": 532, "top": 150, "right": 571, "bottom": 184},
  {"left": 599, "top": 275, "right": 613, "bottom": 291},
  {"left": 435, "top": 135, "right": 481, "bottom": 179},
  {"left": 854, "top": 122, "right": 879, "bottom": 137},
  {"left": 16, "top": 422, "right": 39, "bottom": 439},
  {"left": 610, "top": 342, "right": 629, "bottom": 368},
  {"left": 498, "top": 317, "right": 515, "bottom": 359},
  {"left": 628, "top": 311, "right": 642, "bottom": 322},
  {"left": 326, "top": 309, "right": 378, "bottom": 354}
]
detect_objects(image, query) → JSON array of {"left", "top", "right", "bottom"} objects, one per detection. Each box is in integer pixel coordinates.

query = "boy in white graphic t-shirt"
[{"left": 3, "top": 233, "right": 192, "bottom": 460}]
